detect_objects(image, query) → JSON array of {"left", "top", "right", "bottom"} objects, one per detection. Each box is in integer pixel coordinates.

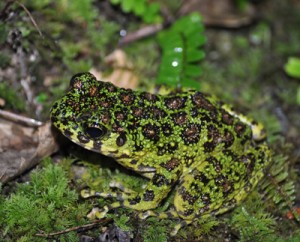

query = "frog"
[{"left": 50, "top": 72, "right": 272, "bottom": 235}]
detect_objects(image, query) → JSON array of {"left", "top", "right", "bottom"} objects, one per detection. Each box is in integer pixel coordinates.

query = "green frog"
[{"left": 50, "top": 72, "right": 272, "bottom": 235}]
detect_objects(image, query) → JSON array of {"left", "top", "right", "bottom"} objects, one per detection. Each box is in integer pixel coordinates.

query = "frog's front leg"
[{"left": 85, "top": 161, "right": 183, "bottom": 219}]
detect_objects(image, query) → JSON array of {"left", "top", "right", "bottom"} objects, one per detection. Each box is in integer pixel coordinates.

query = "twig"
[
  {"left": 14, "top": 0, "right": 43, "bottom": 37},
  {"left": 119, "top": 23, "right": 163, "bottom": 46},
  {"left": 0, "top": 0, "right": 43, "bottom": 37},
  {"left": 0, "top": 109, "right": 43, "bottom": 127},
  {"left": 35, "top": 218, "right": 113, "bottom": 238}
]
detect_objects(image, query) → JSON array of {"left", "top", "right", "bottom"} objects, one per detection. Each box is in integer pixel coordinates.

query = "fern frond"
[
  {"left": 231, "top": 206, "right": 276, "bottom": 242},
  {"left": 260, "top": 153, "right": 296, "bottom": 217},
  {"left": 156, "top": 13, "right": 206, "bottom": 89}
]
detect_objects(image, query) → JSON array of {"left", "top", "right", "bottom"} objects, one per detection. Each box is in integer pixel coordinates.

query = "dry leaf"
[
  {"left": 0, "top": 98, "right": 5, "bottom": 107},
  {"left": 90, "top": 49, "right": 139, "bottom": 89},
  {"left": 0, "top": 120, "right": 58, "bottom": 183},
  {"left": 179, "top": 0, "right": 255, "bottom": 28}
]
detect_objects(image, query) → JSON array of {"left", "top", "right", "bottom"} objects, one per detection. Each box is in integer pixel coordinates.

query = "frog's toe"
[
  {"left": 139, "top": 209, "right": 179, "bottom": 220},
  {"left": 87, "top": 207, "right": 110, "bottom": 219},
  {"left": 96, "top": 208, "right": 109, "bottom": 219},
  {"left": 86, "top": 207, "right": 105, "bottom": 219},
  {"left": 139, "top": 210, "right": 157, "bottom": 219},
  {"left": 81, "top": 189, "right": 96, "bottom": 198},
  {"left": 170, "top": 220, "right": 192, "bottom": 236},
  {"left": 170, "top": 225, "right": 180, "bottom": 237}
]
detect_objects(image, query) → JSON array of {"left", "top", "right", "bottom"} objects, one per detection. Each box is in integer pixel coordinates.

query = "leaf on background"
[
  {"left": 90, "top": 49, "right": 138, "bottom": 90},
  {"left": 156, "top": 13, "right": 206, "bottom": 89},
  {"left": 0, "top": 97, "right": 5, "bottom": 107},
  {"left": 178, "top": 0, "right": 256, "bottom": 28},
  {"left": 284, "top": 57, "right": 300, "bottom": 79}
]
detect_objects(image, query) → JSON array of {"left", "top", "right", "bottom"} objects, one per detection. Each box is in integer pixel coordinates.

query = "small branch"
[
  {"left": 0, "top": 109, "right": 43, "bottom": 127},
  {"left": 35, "top": 218, "right": 113, "bottom": 238},
  {"left": 14, "top": 0, "right": 43, "bottom": 37},
  {"left": 119, "top": 23, "right": 163, "bottom": 46}
]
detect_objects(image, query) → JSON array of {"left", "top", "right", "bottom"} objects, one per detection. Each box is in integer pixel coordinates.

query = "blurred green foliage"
[
  {"left": 284, "top": 57, "right": 300, "bottom": 105},
  {"left": 22, "top": 0, "right": 120, "bottom": 73},
  {"left": 110, "top": 0, "right": 162, "bottom": 23},
  {"left": 0, "top": 82, "right": 26, "bottom": 111}
]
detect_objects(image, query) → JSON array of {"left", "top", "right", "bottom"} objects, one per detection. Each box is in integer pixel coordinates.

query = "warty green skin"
[{"left": 50, "top": 72, "right": 272, "bottom": 232}]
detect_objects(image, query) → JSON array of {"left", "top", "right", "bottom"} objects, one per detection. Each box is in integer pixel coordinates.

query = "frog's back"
[
  {"left": 51, "top": 74, "right": 254, "bottom": 159},
  {"left": 111, "top": 88, "right": 254, "bottom": 159}
]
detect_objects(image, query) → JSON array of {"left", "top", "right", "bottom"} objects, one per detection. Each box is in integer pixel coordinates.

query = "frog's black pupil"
[{"left": 85, "top": 127, "right": 105, "bottom": 138}]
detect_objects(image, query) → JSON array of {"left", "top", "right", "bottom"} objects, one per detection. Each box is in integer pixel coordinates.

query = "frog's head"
[{"left": 50, "top": 72, "right": 132, "bottom": 157}]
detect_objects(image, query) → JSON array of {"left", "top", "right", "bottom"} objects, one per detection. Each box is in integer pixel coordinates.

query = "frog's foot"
[
  {"left": 87, "top": 201, "right": 125, "bottom": 219},
  {"left": 139, "top": 209, "right": 192, "bottom": 236},
  {"left": 171, "top": 220, "right": 192, "bottom": 236},
  {"left": 81, "top": 187, "right": 136, "bottom": 201},
  {"left": 87, "top": 207, "right": 104, "bottom": 219},
  {"left": 81, "top": 181, "right": 137, "bottom": 200},
  {"left": 139, "top": 209, "right": 178, "bottom": 220},
  {"left": 81, "top": 189, "right": 130, "bottom": 200}
]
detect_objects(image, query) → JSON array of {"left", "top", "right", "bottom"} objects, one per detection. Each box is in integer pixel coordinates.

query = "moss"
[
  {"left": 0, "top": 159, "right": 90, "bottom": 241},
  {"left": 141, "top": 217, "right": 169, "bottom": 242}
]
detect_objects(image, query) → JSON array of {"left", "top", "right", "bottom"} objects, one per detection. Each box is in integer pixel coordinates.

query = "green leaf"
[
  {"left": 134, "top": 0, "right": 146, "bottom": 15},
  {"left": 156, "top": 12, "right": 206, "bottom": 89},
  {"left": 186, "top": 49, "right": 205, "bottom": 62},
  {"left": 182, "top": 78, "right": 200, "bottom": 89},
  {"left": 185, "top": 64, "right": 202, "bottom": 77},
  {"left": 186, "top": 32, "right": 206, "bottom": 48},
  {"left": 110, "top": 0, "right": 121, "bottom": 4},
  {"left": 284, "top": 57, "right": 300, "bottom": 78},
  {"left": 123, "top": 0, "right": 134, "bottom": 13},
  {"left": 36, "top": 92, "right": 48, "bottom": 104}
]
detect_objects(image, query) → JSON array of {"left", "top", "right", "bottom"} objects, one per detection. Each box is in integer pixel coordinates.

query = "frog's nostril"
[{"left": 85, "top": 126, "right": 106, "bottom": 138}]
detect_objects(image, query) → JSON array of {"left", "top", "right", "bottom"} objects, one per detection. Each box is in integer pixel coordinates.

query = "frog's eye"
[{"left": 85, "top": 126, "right": 107, "bottom": 139}]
